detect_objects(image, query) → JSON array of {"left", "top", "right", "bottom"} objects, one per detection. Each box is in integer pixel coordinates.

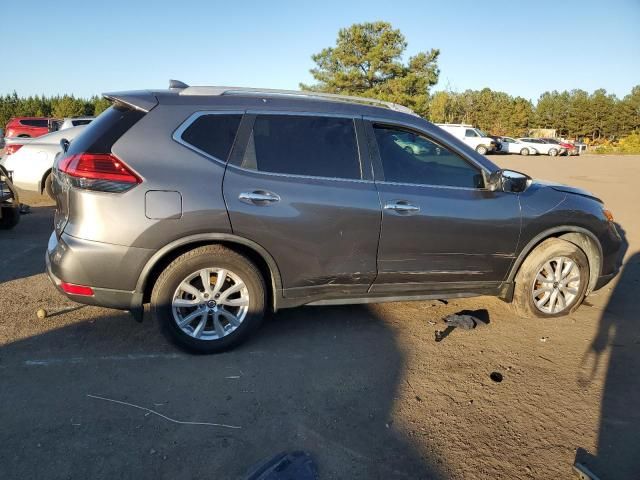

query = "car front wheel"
[
  {"left": 476, "top": 145, "right": 488, "bottom": 155},
  {"left": 151, "top": 245, "right": 266, "bottom": 353},
  {"left": 548, "top": 148, "right": 558, "bottom": 157},
  {"left": 520, "top": 148, "right": 529, "bottom": 156},
  {"left": 512, "top": 238, "right": 589, "bottom": 318}
]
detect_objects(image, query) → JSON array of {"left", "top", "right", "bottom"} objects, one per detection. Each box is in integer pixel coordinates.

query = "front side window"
[
  {"left": 240, "top": 115, "right": 361, "bottom": 179},
  {"left": 465, "top": 129, "right": 478, "bottom": 137},
  {"left": 373, "top": 125, "right": 483, "bottom": 188},
  {"left": 180, "top": 114, "right": 242, "bottom": 161}
]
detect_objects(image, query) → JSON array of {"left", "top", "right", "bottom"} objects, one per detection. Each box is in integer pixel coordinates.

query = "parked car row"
[
  {"left": 434, "top": 124, "right": 584, "bottom": 156},
  {"left": 4, "top": 116, "right": 93, "bottom": 138}
]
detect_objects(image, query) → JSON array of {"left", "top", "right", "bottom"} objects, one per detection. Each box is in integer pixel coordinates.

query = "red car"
[
  {"left": 541, "top": 137, "right": 578, "bottom": 156},
  {"left": 4, "top": 117, "right": 55, "bottom": 138}
]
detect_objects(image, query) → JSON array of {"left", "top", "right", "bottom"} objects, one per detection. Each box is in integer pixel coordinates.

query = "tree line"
[{"left": 0, "top": 93, "right": 111, "bottom": 132}]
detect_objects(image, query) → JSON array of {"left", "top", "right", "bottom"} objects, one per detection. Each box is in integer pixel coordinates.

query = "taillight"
[
  {"left": 60, "top": 282, "right": 94, "bottom": 296},
  {"left": 58, "top": 153, "right": 141, "bottom": 193},
  {"left": 5, "top": 144, "right": 23, "bottom": 155}
]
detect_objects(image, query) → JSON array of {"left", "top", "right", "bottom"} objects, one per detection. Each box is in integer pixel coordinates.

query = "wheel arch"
[
  {"left": 138, "top": 233, "right": 283, "bottom": 311},
  {"left": 508, "top": 226, "right": 602, "bottom": 295},
  {"left": 39, "top": 168, "right": 52, "bottom": 194}
]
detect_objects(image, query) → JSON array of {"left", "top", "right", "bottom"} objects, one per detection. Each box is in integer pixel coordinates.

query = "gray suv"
[{"left": 47, "top": 81, "right": 623, "bottom": 353}]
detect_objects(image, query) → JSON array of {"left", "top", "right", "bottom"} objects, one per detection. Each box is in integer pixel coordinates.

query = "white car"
[
  {"left": 518, "top": 138, "right": 566, "bottom": 156},
  {"left": 499, "top": 137, "right": 539, "bottom": 156},
  {"left": 0, "top": 126, "right": 86, "bottom": 198},
  {"left": 435, "top": 123, "right": 497, "bottom": 155},
  {"left": 56, "top": 117, "right": 94, "bottom": 131}
]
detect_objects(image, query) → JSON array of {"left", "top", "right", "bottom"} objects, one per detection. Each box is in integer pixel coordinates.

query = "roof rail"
[{"left": 173, "top": 82, "right": 418, "bottom": 116}]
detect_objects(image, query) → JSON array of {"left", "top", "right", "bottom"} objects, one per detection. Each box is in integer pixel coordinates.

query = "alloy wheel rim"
[
  {"left": 531, "top": 256, "right": 581, "bottom": 314},
  {"left": 172, "top": 268, "right": 249, "bottom": 340}
]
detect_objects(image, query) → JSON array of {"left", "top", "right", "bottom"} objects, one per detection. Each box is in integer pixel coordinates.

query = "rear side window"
[
  {"left": 72, "top": 120, "right": 92, "bottom": 126},
  {"left": 180, "top": 114, "right": 242, "bottom": 162},
  {"left": 21, "top": 119, "right": 48, "bottom": 127},
  {"left": 240, "top": 115, "right": 361, "bottom": 179},
  {"left": 464, "top": 129, "right": 478, "bottom": 137}
]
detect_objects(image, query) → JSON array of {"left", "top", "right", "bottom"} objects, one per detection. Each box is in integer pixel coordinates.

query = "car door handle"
[
  {"left": 384, "top": 200, "right": 420, "bottom": 214},
  {"left": 238, "top": 190, "right": 281, "bottom": 205}
]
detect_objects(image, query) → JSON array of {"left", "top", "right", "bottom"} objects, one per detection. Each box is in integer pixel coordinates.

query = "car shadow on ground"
[
  {"left": 575, "top": 248, "right": 640, "bottom": 479},
  {"left": 0, "top": 303, "right": 445, "bottom": 479},
  {"left": 0, "top": 205, "right": 54, "bottom": 284}
]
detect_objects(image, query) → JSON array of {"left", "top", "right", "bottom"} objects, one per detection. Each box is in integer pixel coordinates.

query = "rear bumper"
[{"left": 46, "top": 231, "right": 148, "bottom": 310}]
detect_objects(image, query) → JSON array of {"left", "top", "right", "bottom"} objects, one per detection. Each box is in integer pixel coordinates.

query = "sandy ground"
[{"left": 0, "top": 154, "right": 638, "bottom": 479}]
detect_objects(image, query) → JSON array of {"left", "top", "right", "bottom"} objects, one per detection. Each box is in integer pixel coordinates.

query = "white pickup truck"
[{"left": 435, "top": 123, "right": 497, "bottom": 155}]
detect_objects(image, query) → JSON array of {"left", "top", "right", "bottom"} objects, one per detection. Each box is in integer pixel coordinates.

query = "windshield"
[{"left": 475, "top": 128, "right": 489, "bottom": 137}]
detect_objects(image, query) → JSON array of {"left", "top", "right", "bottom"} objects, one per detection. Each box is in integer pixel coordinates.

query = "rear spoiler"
[{"left": 102, "top": 90, "right": 159, "bottom": 113}]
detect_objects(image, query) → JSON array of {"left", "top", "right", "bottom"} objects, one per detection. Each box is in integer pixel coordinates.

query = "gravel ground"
[{"left": 0, "top": 154, "right": 638, "bottom": 479}]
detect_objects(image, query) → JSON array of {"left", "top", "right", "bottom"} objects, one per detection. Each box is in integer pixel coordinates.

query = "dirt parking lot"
[{"left": 1, "top": 154, "right": 638, "bottom": 480}]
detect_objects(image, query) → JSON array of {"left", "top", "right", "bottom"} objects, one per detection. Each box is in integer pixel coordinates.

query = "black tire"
[
  {"left": 151, "top": 245, "right": 266, "bottom": 354},
  {"left": 476, "top": 145, "right": 488, "bottom": 155},
  {"left": 512, "top": 238, "right": 589, "bottom": 319},
  {"left": 0, "top": 206, "right": 20, "bottom": 229},
  {"left": 548, "top": 148, "right": 558, "bottom": 157},
  {"left": 520, "top": 148, "right": 529, "bottom": 156},
  {"left": 44, "top": 173, "right": 54, "bottom": 199}
]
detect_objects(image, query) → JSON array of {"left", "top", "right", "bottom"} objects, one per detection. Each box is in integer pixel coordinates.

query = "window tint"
[
  {"left": 465, "top": 129, "right": 478, "bottom": 137},
  {"left": 240, "top": 115, "right": 360, "bottom": 179},
  {"left": 374, "top": 126, "right": 483, "bottom": 188},
  {"left": 181, "top": 114, "right": 242, "bottom": 161},
  {"left": 21, "top": 119, "right": 48, "bottom": 127}
]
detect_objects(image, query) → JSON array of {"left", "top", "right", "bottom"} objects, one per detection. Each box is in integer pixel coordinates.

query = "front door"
[
  {"left": 367, "top": 122, "right": 521, "bottom": 294},
  {"left": 224, "top": 113, "right": 381, "bottom": 299}
]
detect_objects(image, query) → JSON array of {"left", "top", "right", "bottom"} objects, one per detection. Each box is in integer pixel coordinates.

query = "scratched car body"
[{"left": 46, "top": 81, "right": 623, "bottom": 353}]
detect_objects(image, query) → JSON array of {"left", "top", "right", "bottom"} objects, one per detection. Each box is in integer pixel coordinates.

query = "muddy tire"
[
  {"left": 512, "top": 238, "right": 589, "bottom": 318},
  {"left": 151, "top": 245, "right": 265, "bottom": 354}
]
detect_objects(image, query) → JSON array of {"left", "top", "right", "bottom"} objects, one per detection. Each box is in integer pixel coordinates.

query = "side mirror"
[{"left": 486, "top": 169, "right": 531, "bottom": 193}]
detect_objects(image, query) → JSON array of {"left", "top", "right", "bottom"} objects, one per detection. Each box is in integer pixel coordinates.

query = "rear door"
[
  {"left": 366, "top": 121, "right": 521, "bottom": 294},
  {"left": 223, "top": 112, "right": 381, "bottom": 299}
]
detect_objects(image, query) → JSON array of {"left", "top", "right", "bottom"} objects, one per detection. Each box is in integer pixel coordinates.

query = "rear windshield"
[{"left": 66, "top": 105, "right": 144, "bottom": 155}]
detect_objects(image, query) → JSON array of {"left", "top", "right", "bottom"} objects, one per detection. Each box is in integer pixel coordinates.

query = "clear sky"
[{"left": 4, "top": 0, "right": 639, "bottom": 102}]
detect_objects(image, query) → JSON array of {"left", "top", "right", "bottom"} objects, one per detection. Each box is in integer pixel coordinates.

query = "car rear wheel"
[
  {"left": 151, "top": 245, "right": 265, "bottom": 353},
  {"left": 548, "top": 148, "right": 558, "bottom": 157},
  {"left": 0, "top": 206, "right": 20, "bottom": 229},
  {"left": 520, "top": 148, "right": 529, "bottom": 156},
  {"left": 512, "top": 238, "right": 589, "bottom": 318},
  {"left": 476, "top": 145, "right": 488, "bottom": 155}
]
